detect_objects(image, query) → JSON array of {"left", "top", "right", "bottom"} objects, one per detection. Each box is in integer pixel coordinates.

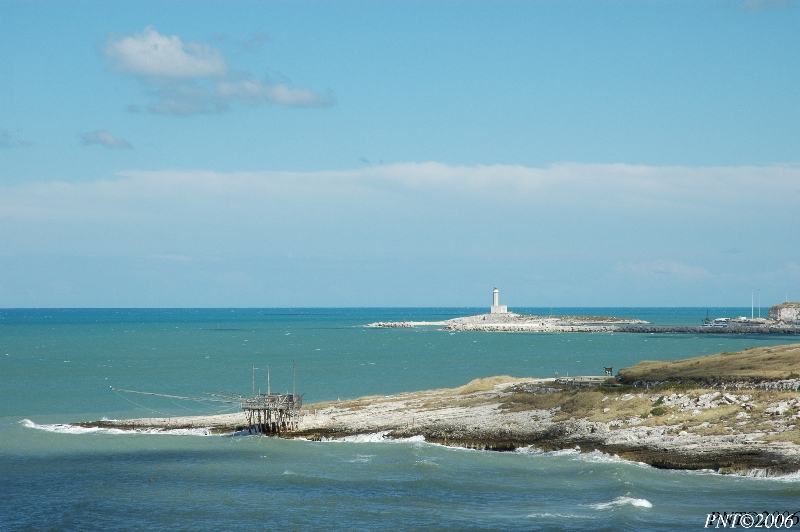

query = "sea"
[{"left": 1, "top": 307, "right": 799, "bottom": 531}]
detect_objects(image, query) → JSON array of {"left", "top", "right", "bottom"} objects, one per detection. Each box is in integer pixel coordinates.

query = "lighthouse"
[{"left": 491, "top": 287, "right": 508, "bottom": 314}]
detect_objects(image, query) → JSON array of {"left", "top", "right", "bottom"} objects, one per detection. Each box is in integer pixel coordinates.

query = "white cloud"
[
  {"left": 80, "top": 130, "right": 132, "bottom": 149},
  {"left": 104, "top": 26, "right": 227, "bottom": 78},
  {"left": 103, "top": 27, "right": 334, "bottom": 115}
]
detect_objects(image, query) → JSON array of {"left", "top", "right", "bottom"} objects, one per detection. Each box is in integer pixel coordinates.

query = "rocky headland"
[{"left": 77, "top": 344, "right": 800, "bottom": 476}]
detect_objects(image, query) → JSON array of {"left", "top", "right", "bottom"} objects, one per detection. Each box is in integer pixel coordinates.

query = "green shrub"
[{"left": 650, "top": 407, "right": 666, "bottom": 416}]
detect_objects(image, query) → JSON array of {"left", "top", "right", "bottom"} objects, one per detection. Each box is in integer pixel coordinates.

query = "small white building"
[{"left": 491, "top": 287, "right": 508, "bottom": 314}]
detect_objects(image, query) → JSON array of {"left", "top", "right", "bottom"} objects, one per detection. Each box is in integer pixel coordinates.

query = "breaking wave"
[
  {"left": 330, "top": 431, "right": 425, "bottom": 443},
  {"left": 590, "top": 496, "right": 653, "bottom": 510},
  {"left": 21, "top": 419, "right": 214, "bottom": 436}
]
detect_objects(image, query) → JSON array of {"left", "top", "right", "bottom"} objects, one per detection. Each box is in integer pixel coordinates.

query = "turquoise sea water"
[{"left": 1, "top": 308, "right": 799, "bottom": 530}]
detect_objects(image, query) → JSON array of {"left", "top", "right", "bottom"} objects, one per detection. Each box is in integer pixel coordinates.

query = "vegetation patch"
[{"left": 617, "top": 343, "right": 800, "bottom": 384}]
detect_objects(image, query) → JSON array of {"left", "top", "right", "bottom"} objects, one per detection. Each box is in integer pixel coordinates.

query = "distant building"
[
  {"left": 768, "top": 302, "right": 800, "bottom": 324},
  {"left": 491, "top": 287, "right": 508, "bottom": 314}
]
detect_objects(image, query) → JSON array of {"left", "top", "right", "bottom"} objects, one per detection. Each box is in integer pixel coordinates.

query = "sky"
[{"left": 0, "top": 0, "right": 798, "bottom": 308}]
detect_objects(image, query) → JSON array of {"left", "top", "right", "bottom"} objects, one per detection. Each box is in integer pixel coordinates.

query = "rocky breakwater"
[
  {"left": 617, "top": 324, "right": 800, "bottom": 335},
  {"left": 367, "top": 312, "right": 648, "bottom": 333}
]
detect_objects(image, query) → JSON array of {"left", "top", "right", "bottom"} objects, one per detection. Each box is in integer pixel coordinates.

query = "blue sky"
[{"left": 1, "top": 0, "right": 798, "bottom": 307}]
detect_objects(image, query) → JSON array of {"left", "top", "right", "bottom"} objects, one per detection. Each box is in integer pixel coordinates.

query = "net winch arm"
[{"left": 109, "top": 386, "right": 240, "bottom": 404}]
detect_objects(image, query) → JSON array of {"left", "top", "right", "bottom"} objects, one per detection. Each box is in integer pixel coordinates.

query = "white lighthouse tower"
[{"left": 491, "top": 287, "right": 508, "bottom": 314}]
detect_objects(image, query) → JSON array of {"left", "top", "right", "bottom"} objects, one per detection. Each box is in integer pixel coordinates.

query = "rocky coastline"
[{"left": 76, "top": 373, "right": 800, "bottom": 476}]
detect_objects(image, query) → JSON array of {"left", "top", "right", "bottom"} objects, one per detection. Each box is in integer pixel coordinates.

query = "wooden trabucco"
[{"left": 242, "top": 393, "right": 302, "bottom": 435}]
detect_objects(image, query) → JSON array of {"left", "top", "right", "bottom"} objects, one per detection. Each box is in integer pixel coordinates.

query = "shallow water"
[{"left": 1, "top": 308, "right": 798, "bottom": 530}]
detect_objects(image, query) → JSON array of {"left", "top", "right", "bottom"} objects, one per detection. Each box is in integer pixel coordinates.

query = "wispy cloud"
[
  {"left": 0, "top": 128, "right": 32, "bottom": 148},
  {"left": 2, "top": 162, "right": 797, "bottom": 305},
  {"left": 242, "top": 31, "right": 270, "bottom": 53},
  {"left": 616, "top": 260, "right": 711, "bottom": 281},
  {"left": 737, "top": 0, "right": 796, "bottom": 10},
  {"left": 103, "top": 27, "right": 334, "bottom": 115},
  {"left": 80, "top": 130, "right": 132, "bottom": 149}
]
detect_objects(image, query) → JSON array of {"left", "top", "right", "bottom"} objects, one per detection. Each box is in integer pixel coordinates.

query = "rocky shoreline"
[
  {"left": 75, "top": 376, "right": 800, "bottom": 476},
  {"left": 367, "top": 312, "right": 799, "bottom": 334}
]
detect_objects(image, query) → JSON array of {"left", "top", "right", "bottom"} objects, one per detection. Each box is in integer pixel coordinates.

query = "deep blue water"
[{"left": 1, "top": 308, "right": 798, "bottom": 530}]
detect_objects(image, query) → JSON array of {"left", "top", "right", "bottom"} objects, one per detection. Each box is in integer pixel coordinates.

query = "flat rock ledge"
[{"left": 75, "top": 378, "right": 800, "bottom": 476}]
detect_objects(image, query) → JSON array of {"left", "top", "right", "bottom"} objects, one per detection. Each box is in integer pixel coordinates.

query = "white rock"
[{"left": 723, "top": 394, "right": 739, "bottom": 404}]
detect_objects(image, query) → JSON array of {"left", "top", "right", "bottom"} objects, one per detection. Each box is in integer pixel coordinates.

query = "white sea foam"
[
  {"left": 331, "top": 431, "right": 426, "bottom": 444},
  {"left": 21, "top": 419, "right": 214, "bottom": 436},
  {"left": 543, "top": 448, "right": 580, "bottom": 457},
  {"left": 733, "top": 468, "right": 800, "bottom": 482},
  {"left": 575, "top": 449, "right": 651, "bottom": 468},
  {"left": 664, "top": 466, "right": 800, "bottom": 482},
  {"left": 337, "top": 431, "right": 391, "bottom": 442},
  {"left": 513, "top": 445, "right": 543, "bottom": 454},
  {"left": 589, "top": 496, "right": 653, "bottom": 510},
  {"left": 526, "top": 513, "right": 595, "bottom": 519},
  {"left": 347, "top": 455, "right": 373, "bottom": 463}
]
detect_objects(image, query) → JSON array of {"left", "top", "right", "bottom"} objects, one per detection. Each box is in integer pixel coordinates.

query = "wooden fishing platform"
[
  {"left": 110, "top": 362, "right": 304, "bottom": 436},
  {"left": 241, "top": 393, "right": 302, "bottom": 435}
]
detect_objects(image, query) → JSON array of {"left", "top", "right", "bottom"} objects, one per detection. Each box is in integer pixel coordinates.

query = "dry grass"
[
  {"left": 762, "top": 429, "right": 800, "bottom": 444},
  {"left": 448, "top": 375, "right": 521, "bottom": 395},
  {"left": 618, "top": 343, "right": 800, "bottom": 384},
  {"left": 500, "top": 390, "right": 566, "bottom": 412}
]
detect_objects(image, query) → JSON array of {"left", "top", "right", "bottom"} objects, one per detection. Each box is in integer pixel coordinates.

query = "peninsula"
[{"left": 77, "top": 343, "right": 800, "bottom": 476}]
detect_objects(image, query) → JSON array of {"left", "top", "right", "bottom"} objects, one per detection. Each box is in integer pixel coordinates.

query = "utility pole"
[
  {"left": 293, "top": 360, "right": 296, "bottom": 398},
  {"left": 759, "top": 289, "right": 761, "bottom": 319},
  {"left": 252, "top": 364, "right": 255, "bottom": 396},
  {"left": 267, "top": 365, "right": 270, "bottom": 396}
]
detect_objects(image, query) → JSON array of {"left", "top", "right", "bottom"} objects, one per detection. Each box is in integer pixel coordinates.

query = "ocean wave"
[
  {"left": 21, "top": 419, "right": 214, "bottom": 436},
  {"left": 574, "top": 449, "right": 651, "bottom": 468},
  {"left": 589, "top": 496, "right": 653, "bottom": 510}
]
